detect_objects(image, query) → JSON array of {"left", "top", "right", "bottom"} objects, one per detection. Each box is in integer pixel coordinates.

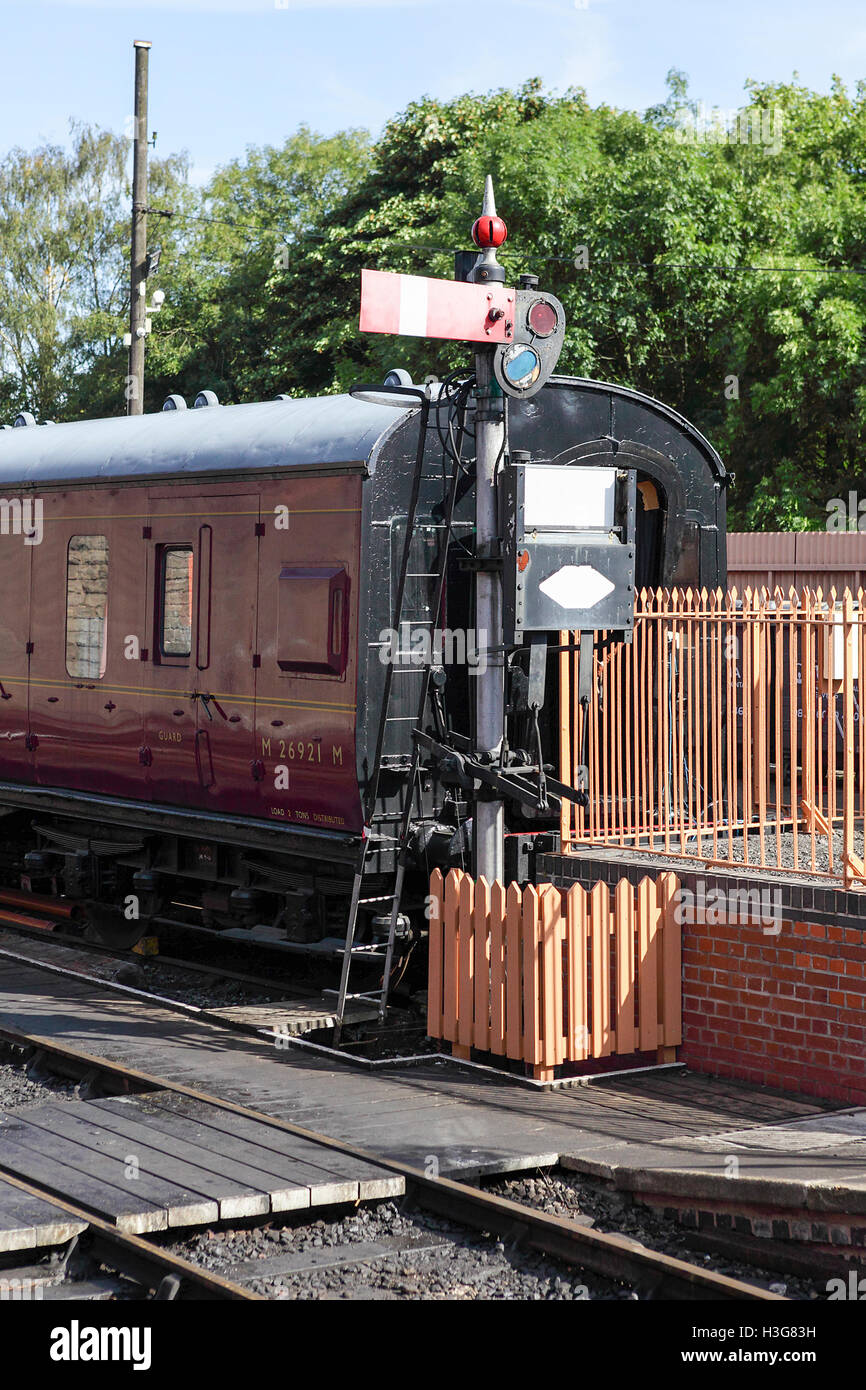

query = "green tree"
[
  {"left": 5, "top": 76, "right": 866, "bottom": 531},
  {"left": 0, "top": 122, "right": 189, "bottom": 422},
  {"left": 143, "top": 125, "right": 371, "bottom": 408},
  {"left": 258, "top": 74, "right": 866, "bottom": 528}
]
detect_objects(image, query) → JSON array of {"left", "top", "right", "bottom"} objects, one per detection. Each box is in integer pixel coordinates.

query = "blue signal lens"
[{"left": 503, "top": 347, "right": 541, "bottom": 387}]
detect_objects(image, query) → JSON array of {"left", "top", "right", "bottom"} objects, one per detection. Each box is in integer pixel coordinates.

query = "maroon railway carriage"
[{"left": 0, "top": 381, "right": 726, "bottom": 955}]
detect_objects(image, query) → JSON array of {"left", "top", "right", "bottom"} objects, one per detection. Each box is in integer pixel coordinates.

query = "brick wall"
[
  {"left": 539, "top": 852, "right": 866, "bottom": 1103},
  {"left": 680, "top": 914, "right": 866, "bottom": 1106}
]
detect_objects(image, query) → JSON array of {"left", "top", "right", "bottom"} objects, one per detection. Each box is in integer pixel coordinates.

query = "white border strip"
[{"left": 398, "top": 274, "right": 428, "bottom": 336}]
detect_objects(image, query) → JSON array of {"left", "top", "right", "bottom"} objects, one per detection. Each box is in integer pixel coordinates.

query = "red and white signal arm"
[{"left": 359, "top": 269, "right": 514, "bottom": 344}]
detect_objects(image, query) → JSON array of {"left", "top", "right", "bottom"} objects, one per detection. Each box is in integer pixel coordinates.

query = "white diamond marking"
[{"left": 537, "top": 564, "right": 616, "bottom": 610}]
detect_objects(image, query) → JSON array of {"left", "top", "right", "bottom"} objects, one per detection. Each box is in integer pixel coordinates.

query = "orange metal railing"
[
  {"left": 560, "top": 586, "right": 866, "bottom": 887},
  {"left": 427, "top": 867, "right": 681, "bottom": 1081}
]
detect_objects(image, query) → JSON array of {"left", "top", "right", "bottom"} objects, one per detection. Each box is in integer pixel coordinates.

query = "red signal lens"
[{"left": 527, "top": 300, "right": 557, "bottom": 337}]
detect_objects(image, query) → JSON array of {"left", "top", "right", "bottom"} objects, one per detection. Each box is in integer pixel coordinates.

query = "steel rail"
[
  {"left": 0, "top": 1022, "right": 784, "bottom": 1302},
  {"left": 0, "top": 1167, "right": 260, "bottom": 1301},
  {"left": 0, "top": 913, "right": 312, "bottom": 997}
]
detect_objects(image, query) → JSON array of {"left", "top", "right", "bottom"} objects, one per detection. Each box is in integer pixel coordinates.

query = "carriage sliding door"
[
  {"left": 28, "top": 487, "right": 145, "bottom": 798},
  {"left": 144, "top": 490, "right": 259, "bottom": 814}
]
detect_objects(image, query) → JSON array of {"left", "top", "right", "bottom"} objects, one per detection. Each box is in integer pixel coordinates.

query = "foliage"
[
  {"left": 144, "top": 125, "right": 372, "bottom": 407},
  {"left": 0, "top": 123, "right": 190, "bottom": 421},
  {"left": 3, "top": 75, "right": 866, "bottom": 527}
]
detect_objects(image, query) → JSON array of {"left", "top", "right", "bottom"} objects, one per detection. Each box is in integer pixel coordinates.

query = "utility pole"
[
  {"left": 127, "top": 39, "right": 151, "bottom": 416},
  {"left": 470, "top": 177, "right": 508, "bottom": 883}
]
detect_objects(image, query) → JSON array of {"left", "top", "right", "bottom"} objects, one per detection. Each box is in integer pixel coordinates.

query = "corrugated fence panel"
[{"left": 728, "top": 532, "right": 866, "bottom": 594}]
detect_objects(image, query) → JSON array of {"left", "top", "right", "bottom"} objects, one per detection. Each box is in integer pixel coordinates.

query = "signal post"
[
  {"left": 358, "top": 179, "right": 567, "bottom": 886},
  {"left": 468, "top": 178, "right": 509, "bottom": 883}
]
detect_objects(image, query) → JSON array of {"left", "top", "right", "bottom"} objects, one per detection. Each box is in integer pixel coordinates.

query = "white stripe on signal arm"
[{"left": 398, "top": 274, "right": 429, "bottom": 336}]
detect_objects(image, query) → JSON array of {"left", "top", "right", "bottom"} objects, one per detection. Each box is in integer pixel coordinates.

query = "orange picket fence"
[
  {"left": 427, "top": 868, "right": 681, "bottom": 1081},
  {"left": 560, "top": 586, "right": 866, "bottom": 887}
]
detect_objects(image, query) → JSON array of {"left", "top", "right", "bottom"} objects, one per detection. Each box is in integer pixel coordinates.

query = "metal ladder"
[{"left": 331, "top": 380, "right": 470, "bottom": 1041}]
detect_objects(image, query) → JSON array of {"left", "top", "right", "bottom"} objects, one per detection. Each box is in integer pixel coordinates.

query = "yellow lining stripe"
[
  {"left": 31, "top": 508, "right": 363, "bottom": 522},
  {"left": 0, "top": 677, "right": 355, "bottom": 714}
]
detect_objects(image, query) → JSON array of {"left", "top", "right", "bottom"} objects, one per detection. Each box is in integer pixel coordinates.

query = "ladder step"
[
  {"left": 290, "top": 936, "right": 385, "bottom": 962},
  {"left": 333, "top": 413, "right": 464, "bottom": 1034},
  {"left": 323, "top": 989, "right": 382, "bottom": 1005}
]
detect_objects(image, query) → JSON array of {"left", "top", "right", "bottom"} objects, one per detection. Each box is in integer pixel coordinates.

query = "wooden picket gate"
[{"left": 427, "top": 868, "right": 681, "bottom": 1081}]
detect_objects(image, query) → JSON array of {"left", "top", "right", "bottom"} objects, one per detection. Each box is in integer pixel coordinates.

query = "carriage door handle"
[{"left": 191, "top": 691, "right": 228, "bottom": 721}]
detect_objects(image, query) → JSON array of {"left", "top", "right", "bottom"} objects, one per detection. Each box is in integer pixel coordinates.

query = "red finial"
[
  {"left": 471, "top": 215, "right": 508, "bottom": 249},
  {"left": 469, "top": 175, "right": 507, "bottom": 284}
]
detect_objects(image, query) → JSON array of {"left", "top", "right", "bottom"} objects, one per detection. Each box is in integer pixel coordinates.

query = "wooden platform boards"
[
  {"left": 0, "top": 1092, "right": 404, "bottom": 1239},
  {"left": 0, "top": 1176, "right": 88, "bottom": 1252},
  {"left": 0, "top": 932, "right": 378, "bottom": 1036},
  {"left": 0, "top": 954, "right": 860, "bottom": 1208}
]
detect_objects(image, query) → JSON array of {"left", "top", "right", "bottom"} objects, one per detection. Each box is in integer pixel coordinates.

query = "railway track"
[
  {"left": 0, "top": 891, "right": 428, "bottom": 1054},
  {"left": 0, "top": 1017, "right": 783, "bottom": 1302},
  {"left": 0, "top": 922, "right": 297, "bottom": 1004},
  {"left": 0, "top": 1167, "right": 258, "bottom": 1301},
  {"left": 0, "top": 932, "right": 274, "bottom": 1035},
  {"left": 0, "top": 887, "right": 308, "bottom": 996},
  {"left": 0, "top": 897, "right": 430, "bottom": 1066}
]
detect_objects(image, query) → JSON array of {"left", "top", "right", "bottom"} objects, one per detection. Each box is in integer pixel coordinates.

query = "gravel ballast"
[
  {"left": 0, "top": 1050, "right": 78, "bottom": 1111},
  {"left": 166, "top": 1200, "right": 632, "bottom": 1301},
  {"left": 490, "top": 1169, "right": 825, "bottom": 1300}
]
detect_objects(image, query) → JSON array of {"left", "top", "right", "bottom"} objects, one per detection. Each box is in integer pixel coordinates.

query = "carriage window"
[
  {"left": 159, "top": 546, "right": 193, "bottom": 659},
  {"left": 277, "top": 565, "right": 349, "bottom": 676},
  {"left": 66, "top": 535, "right": 109, "bottom": 679}
]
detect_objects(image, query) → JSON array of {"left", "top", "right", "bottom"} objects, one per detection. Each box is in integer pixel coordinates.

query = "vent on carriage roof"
[
  {"left": 193, "top": 390, "right": 219, "bottom": 409},
  {"left": 162, "top": 394, "right": 187, "bottom": 411}
]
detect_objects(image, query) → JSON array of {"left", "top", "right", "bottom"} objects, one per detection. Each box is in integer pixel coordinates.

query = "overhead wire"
[{"left": 144, "top": 208, "right": 866, "bottom": 282}]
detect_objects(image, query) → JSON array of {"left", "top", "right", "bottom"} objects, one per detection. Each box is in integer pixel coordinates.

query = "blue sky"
[{"left": 1, "top": 0, "right": 864, "bottom": 183}]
